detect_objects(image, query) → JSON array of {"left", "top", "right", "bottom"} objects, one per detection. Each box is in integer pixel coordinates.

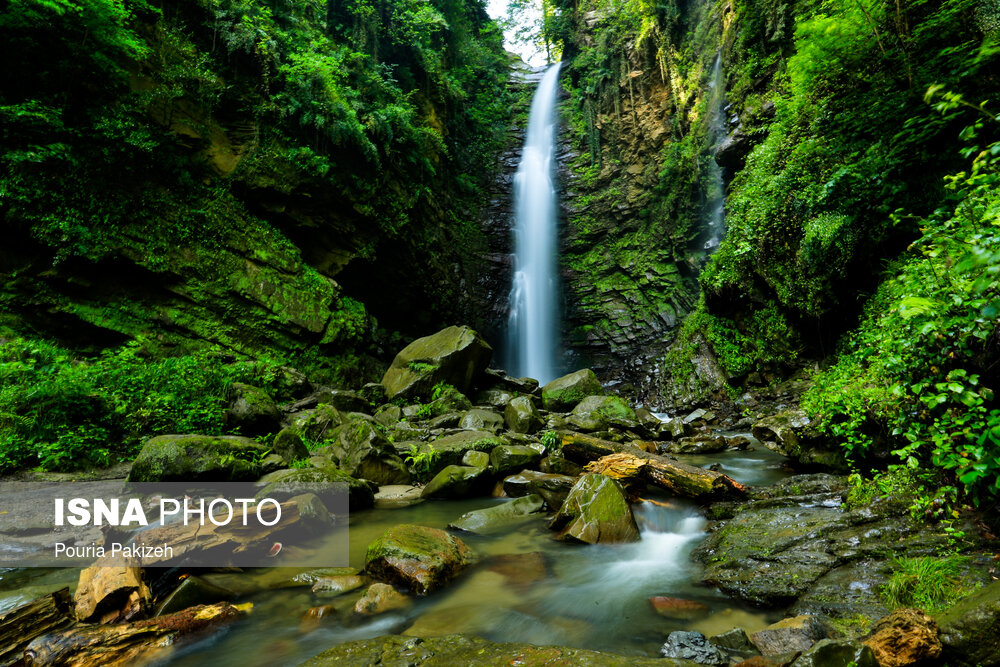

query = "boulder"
[
  {"left": 459, "top": 409, "right": 505, "bottom": 433},
  {"left": 374, "top": 405, "right": 403, "bottom": 427},
  {"left": 791, "top": 639, "right": 878, "bottom": 667},
  {"left": 659, "top": 631, "right": 728, "bottom": 665},
  {"left": 709, "top": 628, "right": 759, "bottom": 659},
  {"left": 863, "top": 607, "right": 941, "bottom": 667},
  {"left": 380, "top": 326, "right": 493, "bottom": 400},
  {"left": 364, "top": 524, "right": 475, "bottom": 594},
  {"left": 287, "top": 405, "right": 344, "bottom": 442},
  {"left": 227, "top": 383, "right": 280, "bottom": 435},
  {"left": 257, "top": 466, "right": 374, "bottom": 510},
  {"left": 541, "top": 369, "right": 604, "bottom": 412},
  {"left": 662, "top": 417, "right": 693, "bottom": 439},
  {"left": 504, "top": 396, "right": 543, "bottom": 434},
  {"left": 667, "top": 435, "right": 729, "bottom": 455},
  {"left": 649, "top": 596, "right": 711, "bottom": 620},
  {"left": 155, "top": 576, "right": 236, "bottom": 617},
  {"left": 322, "top": 420, "right": 405, "bottom": 484},
  {"left": 751, "top": 616, "right": 831, "bottom": 656},
  {"left": 272, "top": 428, "right": 309, "bottom": 464},
  {"left": 311, "top": 573, "right": 368, "bottom": 596},
  {"left": 359, "top": 382, "right": 387, "bottom": 407},
  {"left": 374, "top": 484, "right": 424, "bottom": 508},
  {"left": 448, "top": 495, "right": 544, "bottom": 534},
  {"left": 318, "top": 388, "right": 371, "bottom": 413},
  {"left": 353, "top": 583, "right": 412, "bottom": 616},
  {"left": 420, "top": 465, "right": 491, "bottom": 499},
  {"left": 570, "top": 395, "right": 636, "bottom": 430},
  {"left": 937, "top": 579, "right": 1000, "bottom": 666},
  {"left": 489, "top": 444, "right": 542, "bottom": 476},
  {"left": 752, "top": 409, "right": 846, "bottom": 470},
  {"left": 482, "top": 368, "right": 540, "bottom": 394},
  {"left": 475, "top": 388, "right": 520, "bottom": 409},
  {"left": 422, "top": 431, "right": 506, "bottom": 469},
  {"left": 548, "top": 473, "right": 640, "bottom": 544},
  {"left": 128, "top": 435, "right": 269, "bottom": 482},
  {"left": 461, "top": 450, "right": 491, "bottom": 469},
  {"left": 540, "top": 452, "right": 583, "bottom": 476},
  {"left": 502, "top": 470, "right": 577, "bottom": 509}
]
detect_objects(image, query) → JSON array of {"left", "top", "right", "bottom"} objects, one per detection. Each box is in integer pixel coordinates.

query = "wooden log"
[
  {"left": 74, "top": 567, "right": 150, "bottom": 623},
  {"left": 562, "top": 432, "right": 745, "bottom": 500},
  {"left": 0, "top": 588, "right": 72, "bottom": 665},
  {"left": 23, "top": 602, "right": 248, "bottom": 667}
]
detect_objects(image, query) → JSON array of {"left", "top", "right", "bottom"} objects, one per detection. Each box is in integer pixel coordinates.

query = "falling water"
[
  {"left": 506, "top": 63, "right": 562, "bottom": 384},
  {"left": 703, "top": 53, "right": 727, "bottom": 251}
]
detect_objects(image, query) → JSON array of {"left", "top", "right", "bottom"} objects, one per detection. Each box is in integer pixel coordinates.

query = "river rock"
[
  {"left": 751, "top": 409, "right": 846, "bottom": 470},
  {"left": 862, "top": 607, "right": 941, "bottom": 667},
  {"left": 502, "top": 470, "right": 577, "bottom": 509},
  {"left": 272, "top": 428, "right": 309, "bottom": 464},
  {"left": 257, "top": 466, "right": 374, "bottom": 510},
  {"left": 420, "top": 465, "right": 491, "bottom": 499},
  {"left": 666, "top": 434, "right": 729, "bottom": 455},
  {"left": 227, "top": 383, "right": 281, "bottom": 435},
  {"left": 485, "top": 551, "right": 550, "bottom": 588},
  {"left": 548, "top": 473, "right": 639, "bottom": 544},
  {"left": 374, "top": 484, "right": 423, "bottom": 508},
  {"left": 541, "top": 369, "right": 604, "bottom": 411},
  {"left": 937, "top": 579, "right": 1000, "bottom": 666},
  {"left": 298, "top": 634, "right": 690, "bottom": 666},
  {"left": 791, "top": 639, "right": 878, "bottom": 667},
  {"left": 489, "top": 444, "right": 542, "bottom": 476},
  {"left": 380, "top": 325, "right": 493, "bottom": 400},
  {"left": 461, "top": 449, "right": 491, "bottom": 468},
  {"left": 661, "top": 417, "right": 693, "bottom": 439},
  {"left": 660, "top": 631, "right": 727, "bottom": 664},
  {"left": 311, "top": 573, "right": 368, "bottom": 596},
  {"left": 448, "top": 495, "right": 544, "bottom": 534},
  {"left": 364, "top": 524, "right": 475, "bottom": 594},
  {"left": 155, "top": 576, "right": 235, "bottom": 616},
  {"left": 287, "top": 404, "right": 344, "bottom": 442},
  {"left": 505, "top": 396, "right": 543, "bottom": 433},
  {"left": 320, "top": 419, "right": 407, "bottom": 484},
  {"left": 751, "top": 616, "right": 831, "bottom": 656},
  {"left": 570, "top": 395, "right": 636, "bottom": 430},
  {"left": 128, "top": 435, "right": 270, "bottom": 482},
  {"left": 540, "top": 452, "right": 583, "bottom": 476},
  {"left": 422, "top": 431, "right": 506, "bottom": 470},
  {"left": 353, "top": 583, "right": 412, "bottom": 616},
  {"left": 374, "top": 405, "right": 402, "bottom": 427},
  {"left": 459, "top": 408, "right": 505, "bottom": 433},
  {"left": 482, "top": 368, "right": 540, "bottom": 394},
  {"left": 300, "top": 605, "right": 337, "bottom": 633},
  {"left": 649, "top": 596, "right": 711, "bottom": 620},
  {"left": 475, "top": 388, "right": 520, "bottom": 409},
  {"left": 709, "top": 628, "right": 759, "bottom": 658}
]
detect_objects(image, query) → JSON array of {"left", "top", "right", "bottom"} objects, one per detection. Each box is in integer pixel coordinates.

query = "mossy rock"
[
  {"left": 448, "top": 494, "right": 544, "bottom": 535},
  {"left": 324, "top": 419, "right": 396, "bottom": 482},
  {"left": 380, "top": 326, "right": 493, "bottom": 401},
  {"left": 489, "top": 444, "right": 542, "bottom": 476},
  {"left": 937, "top": 580, "right": 1000, "bottom": 666},
  {"left": 227, "top": 383, "right": 281, "bottom": 436},
  {"left": 272, "top": 428, "right": 309, "bottom": 464},
  {"left": 257, "top": 466, "right": 375, "bottom": 510},
  {"left": 287, "top": 405, "right": 344, "bottom": 442},
  {"left": 541, "top": 369, "right": 604, "bottom": 412},
  {"left": 422, "top": 431, "right": 508, "bottom": 471},
  {"left": 364, "top": 524, "right": 475, "bottom": 594},
  {"left": 459, "top": 408, "right": 505, "bottom": 433},
  {"left": 548, "top": 473, "right": 639, "bottom": 544},
  {"left": 504, "top": 396, "right": 543, "bottom": 434},
  {"left": 420, "top": 465, "right": 491, "bottom": 499},
  {"left": 128, "top": 435, "right": 269, "bottom": 482}
]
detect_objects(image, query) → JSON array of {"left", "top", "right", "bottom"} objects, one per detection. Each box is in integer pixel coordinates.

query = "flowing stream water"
[{"left": 505, "top": 63, "right": 563, "bottom": 384}]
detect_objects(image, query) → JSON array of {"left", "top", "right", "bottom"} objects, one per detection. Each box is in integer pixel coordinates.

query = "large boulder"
[
  {"left": 257, "top": 466, "right": 375, "bottom": 510},
  {"left": 751, "top": 409, "right": 846, "bottom": 470},
  {"left": 364, "top": 525, "right": 475, "bottom": 594},
  {"left": 227, "top": 383, "right": 281, "bottom": 435},
  {"left": 569, "top": 395, "right": 636, "bottom": 431},
  {"left": 459, "top": 409, "right": 505, "bottom": 433},
  {"left": 420, "top": 465, "right": 491, "bottom": 499},
  {"left": 421, "top": 431, "right": 507, "bottom": 470},
  {"left": 489, "top": 444, "right": 542, "bottom": 476},
  {"left": 380, "top": 326, "right": 492, "bottom": 400},
  {"left": 318, "top": 419, "right": 406, "bottom": 484},
  {"left": 448, "top": 495, "right": 544, "bottom": 534},
  {"left": 937, "top": 580, "right": 1000, "bottom": 666},
  {"left": 548, "top": 473, "right": 639, "bottom": 544},
  {"left": 504, "top": 396, "right": 543, "bottom": 434},
  {"left": 287, "top": 405, "right": 344, "bottom": 442},
  {"left": 128, "top": 435, "right": 270, "bottom": 482},
  {"left": 863, "top": 608, "right": 941, "bottom": 667},
  {"left": 272, "top": 428, "right": 310, "bottom": 464},
  {"left": 541, "top": 369, "right": 604, "bottom": 412}
]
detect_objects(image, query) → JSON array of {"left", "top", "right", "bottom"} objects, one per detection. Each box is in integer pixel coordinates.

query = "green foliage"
[
  {"left": 404, "top": 443, "right": 438, "bottom": 481},
  {"left": 540, "top": 429, "right": 560, "bottom": 452},
  {"left": 882, "top": 555, "right": 976, "bottom": 612},
  {"left": 290, "top": 458, "right": 312, "bottom": 469},
  {"left": 0, "top": 334, "right": 286, "bottom": 472}
]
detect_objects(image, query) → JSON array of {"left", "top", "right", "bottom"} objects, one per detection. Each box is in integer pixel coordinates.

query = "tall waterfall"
[
  {"left": 703, "top": 54, "right": 726, "bottom": 251},
  {"left": 506, "top": 62, "right": 562, "bottom": 384}
]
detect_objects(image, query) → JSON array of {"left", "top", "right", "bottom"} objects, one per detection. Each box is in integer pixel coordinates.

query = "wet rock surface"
[
  {"left": 364, "top": 524, "right": 475, "bottom": 594},
  {"left": 548, "top": 473, "right": 640, "bottom": 544}
]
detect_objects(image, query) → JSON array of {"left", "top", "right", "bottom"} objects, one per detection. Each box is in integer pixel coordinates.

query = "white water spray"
[
  {"left": 704, "top": 54, "right": 726, "bottom": 251},
  {"left": 506, "top": 63, "right": 562, "bottom": 384}
]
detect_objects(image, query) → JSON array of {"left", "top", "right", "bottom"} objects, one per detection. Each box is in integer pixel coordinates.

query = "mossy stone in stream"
[
  {"left": 937, "top": 580, "right": 1000, "bottom": 666},
  {"left": 128, "top": 435, "right": 269, "bottom": 482},
  {"left": 791, "top": 639, "right": 878, "bottom": 667},
  {"left": 297, "top": 633, "right": 692, "bottom": 666},
  {"left": 448, "top": 494, "right": 545, "bottom": 534},
  {"left": 256, "top": 466, "right": 374, "bottom": 510},
  {"left": 422, "top": 431, "right": 507, "bottom": 470},
  {"left": 364, "top": 525, "right": 475, "bottom": 594},
  {"left": 548, "top": 473, "right": 639, "bottom": 544},
  {"left": 380, "top": 326, "right": 493, "bottom": 400},
  {"left": 489, "top": 444, "right": 542, "bottom": 476},
  {"left": 541, "top": 369, "right": 604, "bottom": 412},
  {"left": 420, "top": 465, "right": 490, "bottom": 499}
]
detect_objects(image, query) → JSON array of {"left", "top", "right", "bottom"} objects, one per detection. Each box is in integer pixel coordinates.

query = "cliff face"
[{"left": 0, "top": 0, "right": 510, "bottom": 382}]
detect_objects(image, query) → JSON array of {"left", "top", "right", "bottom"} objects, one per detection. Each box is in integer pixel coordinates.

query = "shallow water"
[{"left": 3, "top": 446, "right": 789, "bottom": 665}]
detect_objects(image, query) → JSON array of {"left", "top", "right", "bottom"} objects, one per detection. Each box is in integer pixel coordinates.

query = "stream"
[{"left": 0, "top": 442, "right": 790, "bottom": 666}]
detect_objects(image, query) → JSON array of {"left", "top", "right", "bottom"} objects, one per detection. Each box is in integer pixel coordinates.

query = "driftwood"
[
  {"left": 74, "top": 567, "right": 151, "bottom": 623},
  {"left": 23, "top": 602, "right": 248, "bottom": 667},
  {"left": 561, "top": 432, "right": 746, "bottom": 500},
  {"left": 0, "top": 588, "right": 73, "bottom": 665}
]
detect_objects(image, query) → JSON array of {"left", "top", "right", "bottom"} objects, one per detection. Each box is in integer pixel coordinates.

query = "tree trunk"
[{"left": 0, "top": 588, "right": 73, "bottom": 665}]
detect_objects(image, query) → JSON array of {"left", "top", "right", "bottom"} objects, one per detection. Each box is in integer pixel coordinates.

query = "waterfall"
[
  {"left": 506, "top": 62, "right": 562, "bottom": 384},
  {"left": 703, "top": 54, "right": 726, "bottom": 251}
]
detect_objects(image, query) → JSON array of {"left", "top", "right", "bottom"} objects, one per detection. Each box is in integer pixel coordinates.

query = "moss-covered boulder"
[
  {"left": 504, "top": 396, "right": 543, "bottom": 434},
  {"left": 353, "top": 583, "right": 412, "bottom": 616},
  {"left": 448, "top": 494, "right": 544, "bottom": 534},
  {"left": 380, "top": 326, "right": 493, "bottom": 401},
  {"left": 421, "top": 431, "right": 507, "bottom": 471},
  {"left": 752, "top": 409, "right": 847, "bottom": 470},
  {"left": 287, "top": 405, "right": 344, "bottom": 442},
  {"left": 459, "top": 408, "right": 504, "bottom": 433},
  {"left": 548, "top": 473, "right": 639, "bottom": 544},
  {"left": 420, "top": 465, "right": 491, "bottom": 499},
  {"left": 128, "top": 435, "right": 269, "bottom": 482},
  {"left": 272, "top": 428, "right": 309, "bottom": 464},
  {"left": 364, "top": 524, "right": 475, "bottom": 594},
  {"left": 320, "top": 419, "right": 401, "bottom": 484},
  {"left": 541, "top": 369, "right": 604, "bottom": 412},
  {"left": 503, "top": 470, "right": 577, "bottom": 510},
  {"left": 257, "top": 466, "right": 375, "bottom": 510},
  {"left": 791, "top": 639, "right": 878, "bottom": 667},
  {"left": 227, "top": 383, "right": 281, "bottom": 436},
  {"left": 489, "top": 444, "right": 542, "bottom": 476},
  {"left": 937, "top": 580, "right": 1000, "bottom": 666},
  {"left": 568, "top": 395, "right": 636, "bottom": 431}
]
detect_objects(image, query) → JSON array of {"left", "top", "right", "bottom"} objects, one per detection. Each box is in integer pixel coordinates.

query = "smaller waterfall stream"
[
  {"left": 703, "top": 54, "right": 727, "bottom": 251},
  {"left": 506, "top": 63, "right": 562, "bottom": 384}
]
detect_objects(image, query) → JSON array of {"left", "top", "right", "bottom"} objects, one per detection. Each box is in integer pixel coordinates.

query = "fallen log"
[
  {"left": 74, "top": 567, "right": 150, "bottom": 623},
  {"left": 0, "top": 588, "right": 73, "bottom": 665},
  {"left": 24, "top": 602, "right": 248, "bottom": 667},
  {"left": 561, "top": 432, "right": 746, "bottom": 500}
]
